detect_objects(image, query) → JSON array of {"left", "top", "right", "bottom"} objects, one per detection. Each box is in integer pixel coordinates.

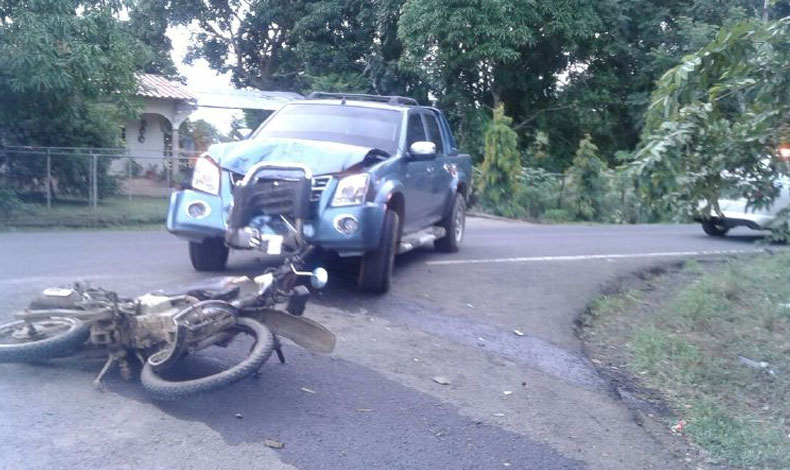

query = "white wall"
[
  {"left": 124, "top": 114, "right": 167, "bottom": 156},
  {"left": 112, "top": 97, "right": 195, "bottom": 177},
  {"left": 123, "top": 113, "right": 169, "bottom": 172}
]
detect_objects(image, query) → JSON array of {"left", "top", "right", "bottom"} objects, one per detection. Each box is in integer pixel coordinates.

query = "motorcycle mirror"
[{"left": 311, "top": 268, "right": 328, "bottom": 289}]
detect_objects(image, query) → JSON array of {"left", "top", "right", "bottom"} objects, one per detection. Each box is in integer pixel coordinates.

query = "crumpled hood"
[{"left": 206, "top": 138, "right": 379, "bottom": 176}]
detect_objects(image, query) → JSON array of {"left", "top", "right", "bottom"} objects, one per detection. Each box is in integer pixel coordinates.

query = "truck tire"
[
  {"left": 701, "top": 219, "right": 729, "bottom": 237},
  {"left": 0, "top": 317, "right": 90, "bottom": 363},
  {"left": 189, "top": 238, "right": 229, "bottom": 271},
  {"left": 358, "top": 210, "right": 399, "bottom": 294},
  {"left": 435, "top": 193, "right": 466, "bottom": 253}
]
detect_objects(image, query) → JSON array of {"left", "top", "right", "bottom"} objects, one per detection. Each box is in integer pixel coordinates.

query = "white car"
[
  {"left": 700, "top": 190, "right": 788, "bottom": 236},
  {"left": 699, "top": 161, "right": 790, "bottom": 237}
]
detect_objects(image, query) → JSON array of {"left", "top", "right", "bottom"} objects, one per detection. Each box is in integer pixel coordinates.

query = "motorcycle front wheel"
[
  {"left": 0, "top": 317, "right": 90, "bottom": 363},
  {"left": 140, "top": 317, "right": 275, "bottom": 400}
]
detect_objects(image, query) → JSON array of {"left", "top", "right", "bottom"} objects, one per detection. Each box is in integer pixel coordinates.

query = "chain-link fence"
[
  {"left": 0, "top": 146, "right": 202, "bottom": 227},
  {"left": 2, "top": 145, "right": 647, "bottom": 228}
]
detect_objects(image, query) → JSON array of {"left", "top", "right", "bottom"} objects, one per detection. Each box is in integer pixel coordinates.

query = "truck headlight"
[
  {"left": 192, "top": 156, "right": 220, "bottom": 195},
  {"left": 332, "top": 174, "right": 369, "bottom": 207}
]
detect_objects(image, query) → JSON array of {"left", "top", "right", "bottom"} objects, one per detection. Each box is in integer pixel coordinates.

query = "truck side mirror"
[{"left": 409, "top": 141, "right": 437, "bottom": 159}]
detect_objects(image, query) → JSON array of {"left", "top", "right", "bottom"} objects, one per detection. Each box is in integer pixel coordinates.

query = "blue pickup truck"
[{"left": 167, "top": 93, "right": 472, "bottom": 293}]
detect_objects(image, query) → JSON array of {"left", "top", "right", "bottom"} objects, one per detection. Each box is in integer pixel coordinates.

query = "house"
[
  {"left": 124, "top": 74, "right": 198, "bottom": 171},
  {"left": 120, "top": 74, "right": 302, "bottom": 187}
]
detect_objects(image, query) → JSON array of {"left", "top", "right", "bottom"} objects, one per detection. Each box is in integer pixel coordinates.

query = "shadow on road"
[
  {"left": 214, "top": 244, "right": 437, "bottom": 304},
  {"left": 696, "top": 232, "right": 769, "bottom": 244},
  {"left": 98, "top": 344, "right": 584, "bottom": 470}
]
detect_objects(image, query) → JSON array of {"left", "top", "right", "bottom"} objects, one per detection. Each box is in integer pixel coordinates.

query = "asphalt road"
[{"left": 0, "top": 220, "right": 770, "bottom": 470}]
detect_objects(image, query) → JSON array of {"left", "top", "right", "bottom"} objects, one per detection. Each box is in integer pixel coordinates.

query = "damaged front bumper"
[{"left": 167, "top": 174, "right": 386, "bottom": 253}]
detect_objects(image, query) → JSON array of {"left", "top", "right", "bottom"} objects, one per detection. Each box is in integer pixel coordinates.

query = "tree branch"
[{"left": 513, "top": 103, "right": 577, "bottom": 130}]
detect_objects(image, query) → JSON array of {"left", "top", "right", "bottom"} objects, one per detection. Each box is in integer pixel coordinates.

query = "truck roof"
[
  {"left": 298, "top": 92, "right": 425, "bottom": 111},
  {"left": 295, "top": 99, "right": 415, "bottom": 112}
]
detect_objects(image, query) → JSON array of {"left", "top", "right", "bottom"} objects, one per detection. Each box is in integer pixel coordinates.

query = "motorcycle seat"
[
  {"left": 186, "top": 286, "right": 240, "bottom": 302},
  {"left": 161, "top": 277, "right": 244, "bottom": 302}
]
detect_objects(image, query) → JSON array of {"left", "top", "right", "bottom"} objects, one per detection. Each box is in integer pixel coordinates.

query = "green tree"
[
  {"left": 566, "top": 134, "right": 608, "bottom": 221},
  {"left": 0, "top": 0, "right": 145, "bottom": 146},
  {"left": 180, "top": 119, "right": 224, "bottom": 153},
  {"left": 0, "top": 0, "right": 148, "bottom": 197},
  {"left": 365, "top": 0, "right": 426, "bottom": 98},
  {"left": 169, "top": 0, "right": 419, "bottom": 96},
  {"left": 127, "top": 0, "right": 181, "bottom": 79},
  {"left": 544, "top": 0, "right": 790, "bottom": 170},
  {"left": 634, "top": 17, "right": 790, "bottom": 236},
  {"left": 479, "top": 104, "right": 522, "bottom": 217},
  {"left": 398, "top": 0, "right": 602, "bottom": 161}
]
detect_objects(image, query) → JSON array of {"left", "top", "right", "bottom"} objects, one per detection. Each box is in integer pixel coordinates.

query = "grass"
[
  {"left": 591, "top": 255, "right": 790, "bottom": 468},
  {"left": 0, "top": 196, "right": 168, "bottom": 229}
]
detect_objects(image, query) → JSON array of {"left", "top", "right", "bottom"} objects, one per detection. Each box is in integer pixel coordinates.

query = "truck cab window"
[
  {"left": 423, "top": 114, "right": 444, "bottom": 154},
  {"left": 406, "top": 114, "right": 427, "bottom": 147}
]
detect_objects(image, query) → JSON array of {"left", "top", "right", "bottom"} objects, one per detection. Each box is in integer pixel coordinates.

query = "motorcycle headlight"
[
  {"left": 332, "top": 174, "right": 369, "bottom": 207},
  {"left": 191, "top": 156, "right": 220, "bottom": 195}
]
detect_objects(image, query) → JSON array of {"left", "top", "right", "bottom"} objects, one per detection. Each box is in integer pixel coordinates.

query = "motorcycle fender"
[{"left": 250, "top": 309, "right": 336, "bottom": 354}]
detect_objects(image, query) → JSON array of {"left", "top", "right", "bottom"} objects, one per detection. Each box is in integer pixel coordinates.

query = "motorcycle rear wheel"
[
  {"left": 140, "top": 317, "right": 275, "bottom": 400},
  {"left": 0, "top": 317, "right": 90, "bottom": 363}
]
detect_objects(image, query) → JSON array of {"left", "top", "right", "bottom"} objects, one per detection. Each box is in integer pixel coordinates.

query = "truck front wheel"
[
  {"left": 189, "top": 238, "right": 229, "bottom": 271},
  {"left": 358, "top": 210, "right": 399, "bottom": 294}
]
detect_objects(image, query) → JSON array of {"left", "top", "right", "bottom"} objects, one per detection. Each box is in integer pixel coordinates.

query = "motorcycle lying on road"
[{"left": 0, "top": 163, "right": 335, "bottom": 400}]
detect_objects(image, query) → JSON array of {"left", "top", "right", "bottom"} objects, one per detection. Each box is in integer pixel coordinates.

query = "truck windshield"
[{"left": 251, "top": 104, "right": 401, "bottom": 155}]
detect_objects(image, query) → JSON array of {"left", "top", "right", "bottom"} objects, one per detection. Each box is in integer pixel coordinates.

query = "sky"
[{"left": 168, "top": 25, "right": 243, "bottom": 134}]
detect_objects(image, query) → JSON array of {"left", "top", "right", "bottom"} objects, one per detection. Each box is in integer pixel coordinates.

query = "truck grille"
[
  {"left": 311, "top": 176, "right": 332, "bottom": 202},
  {"left": 232, "top": 173, "right": 331, "bottom": 202}
]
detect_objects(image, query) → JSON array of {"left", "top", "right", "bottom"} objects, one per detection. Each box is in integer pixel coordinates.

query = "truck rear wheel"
[
  {"left": 189, "top": 238, "right": 229, "bottom": 271},
  {"left": 358, "top": 210, "right": 399, "bottom": 294},
  {"left": 435, "top": 193, "right": 465, "bottom": 253}
]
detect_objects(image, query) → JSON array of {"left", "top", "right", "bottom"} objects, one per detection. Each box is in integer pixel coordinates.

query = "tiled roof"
[{"left": 135, "top": 74, "right": 196, "bottom": 101}]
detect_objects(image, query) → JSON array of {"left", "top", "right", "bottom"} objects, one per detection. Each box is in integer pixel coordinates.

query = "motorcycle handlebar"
[{"left": 231, "top": 243, "right": 316, "bottom": 310}]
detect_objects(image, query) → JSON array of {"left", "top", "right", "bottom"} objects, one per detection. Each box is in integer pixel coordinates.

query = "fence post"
[
  {"left": 127, "top": 151, "right": 132, "bottom": 202},
  {"left": 87, "top": 149, "right": 92, "bottom": 207},
  {"left": 93, "top": 151, "right": 99, "bottom": 226},
  {"left": 46, "top": 148, "right": 52, "bottom": 210},
  {"left": 558, "top": 176, "right": 565, "bottom": 210},
  {"left": 93, "top": 152, "right": 98, "bottom": 209}
]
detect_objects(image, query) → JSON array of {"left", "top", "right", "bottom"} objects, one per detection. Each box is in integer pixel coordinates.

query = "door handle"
[{"left": 426, "top": 166, "right": 435, "bottom": 175}]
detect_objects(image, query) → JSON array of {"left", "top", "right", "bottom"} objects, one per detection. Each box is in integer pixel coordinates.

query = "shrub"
[
  {"left": 518, "top": 167, "right": 563, "bottom": 219},
  {"left": 0, "top": 184, "right": 22, "bottom": 218},
  {"left": 566, "top": 134, "right": 609, "bottom": 221},
  {"left": 603, "top": 169, "right": 641, "bottom": 224},
  {"left": 478, "top": 104, "right": 523, "bottom": 217},
  {"left": 541, "top": 209, "right": 573, "bottom": 223}
]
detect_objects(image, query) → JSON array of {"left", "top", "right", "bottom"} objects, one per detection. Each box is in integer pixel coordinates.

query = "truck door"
[
  {"left": 423, "top": 111, "right": 451, "bottom": 223},
  {"left": 404, "top": 111, "right": 434, "bottom": 233}
]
